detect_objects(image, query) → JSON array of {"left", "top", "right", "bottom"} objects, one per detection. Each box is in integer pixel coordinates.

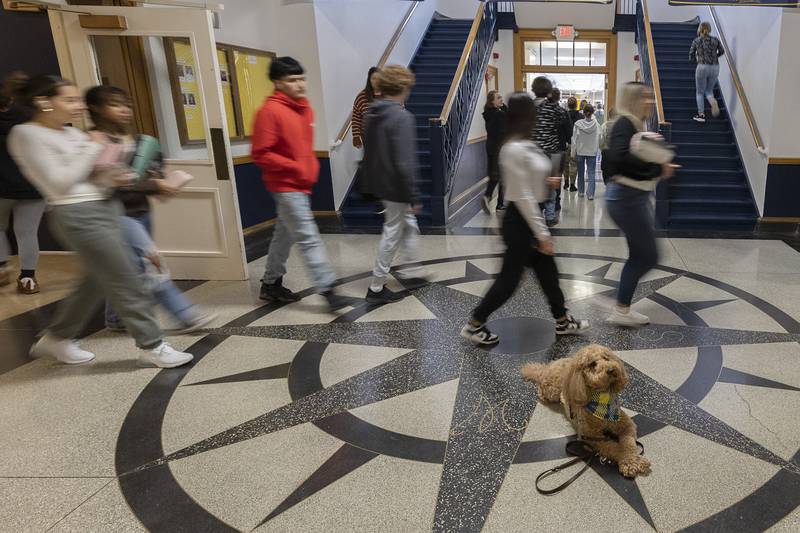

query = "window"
[
  {"left": 164, "top": 38, "right": 275, "bottom": 145},
  {"left": 524, "top": 41, "right": 540, "bottom": 66},
  {"left": 590, "top": 42, "right": 607, "bottom": 67},
  {"left": 574, "top": 41, "right": 591, "bottom": 67},
  {"left": 541, "top": 41, "right": 557, "bottom": 66},
  {"left": 522, "top": 40, "right": 608, "bottom": 68},
  {"left": 557, "top": 41, "right": 573, "bottom": 66}
]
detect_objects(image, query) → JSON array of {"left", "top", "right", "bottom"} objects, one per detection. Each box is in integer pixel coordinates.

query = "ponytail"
[
  {"left": 13, "top": 74, "right": 73, "bottom": 112},
  {"left": 0, "top": 71, "right": 30, "bottom": 111}
]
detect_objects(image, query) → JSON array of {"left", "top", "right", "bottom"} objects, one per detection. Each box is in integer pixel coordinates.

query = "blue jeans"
[
  {"left": 695, "top": 63, "right": 720, "bottom": 114},
  {"left": 605, "top": 184, "right": 659, "bottom": 306},
  {"left": 576, "top": 155, "right": 597, "bottom": 197},
  {"left": 105, "top": 213, "right": 197, "bottom": 328},
  {"left": 263, "top": 192, "right": 336, "bottom": 291}
]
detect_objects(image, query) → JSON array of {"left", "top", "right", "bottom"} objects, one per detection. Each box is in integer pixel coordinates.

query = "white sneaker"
[
  {"left": 138, "top": 342, "right": 193, "bottom": 368},
  {"left": 30, "top": 333, "right": 96, "bottom": 364},
  {"left": 709, "top": 97, "right": 720, "bottom": 118},
  {"left": 606, "top": 308, "right": 650, "bottom": 327}
]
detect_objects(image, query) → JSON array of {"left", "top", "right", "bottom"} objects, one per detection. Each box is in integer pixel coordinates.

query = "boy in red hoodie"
[{"left": 251, "top": 57, "right": 343, "bottom": 310}]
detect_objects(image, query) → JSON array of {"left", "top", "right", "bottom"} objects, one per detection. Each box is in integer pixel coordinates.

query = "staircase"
[
  {"left": 651, "top": 22, "right": 758, "bottom": 229},
  {"left": 340, "top": 17, "right": 473, "bottom": 226}
]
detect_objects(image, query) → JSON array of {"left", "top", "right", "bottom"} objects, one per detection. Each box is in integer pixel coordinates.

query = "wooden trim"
[
  {"left": 450, "top": 176, "right": 489, "bottom": 208},
  {"left": 438, "top": 3, "right": 485, "bottom": 123},
  {"left": 232, "top": 155, "right": 253, "bottom": 165},
  {"left": 2, "top": 0, "right": 41, "bottom": 12},
  {"left": 514, "top": 29, "right": 617, "bottom": 111},
  {"left": 759, "top": 217, "right": 800, "bottom": 223},
  {"left": 78, "top": 14, "right": 127, "bottom": 29},
  {"left": 314, "top": 150, "right": 330, "bottom": 158},
  {"left": 768, "top": 158, "right": 800, "bottom": 165},
  {"left": 467, "top": 135, "right": 487, "bottom": 145},
  {"left": 486, "top": 64, "right": 499, "bottom": 93},
  {"left": 221, "top": 46, "right": 245, "bottom": 141},
  {"left": 641, "top": 0, "right": 666, "bottom": 125},
  {"left": 120, "top": 36, "right": 159, "bottom": 137}
]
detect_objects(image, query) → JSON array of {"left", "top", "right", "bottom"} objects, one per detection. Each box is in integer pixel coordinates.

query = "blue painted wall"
[
  {"left": 449, "top": 140, "right": 487, "bottom": 204},
  {"left": 763, "top": 163, "right": 800, "bottom": 217}
]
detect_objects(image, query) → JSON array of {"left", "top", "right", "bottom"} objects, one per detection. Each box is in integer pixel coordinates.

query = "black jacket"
[
  {"left": 0, "top": 106, "right": 40, "bottom": 200},
  {"left": 602, "top": 116, "right": 662, "bottom": 181},
  {"left": 556, "top": 107, "right": 572, "bottom": 152},
  {"left": 362, "top": 100, "right": 418, "bottom": 204},
  {"left": 483, "top": 105, "right": 507, "bottom": 157}
]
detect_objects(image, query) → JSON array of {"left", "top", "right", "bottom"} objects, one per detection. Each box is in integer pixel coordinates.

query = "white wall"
[
  {"left": 514, "top": 3, "right": 615, "bottom": 30},
  {"left": 495, "top": 29, "right": 515, "bottom": 96},
  {"left": 616, "top": 31, "right": 639, "bottom": 103},
  {"left": 768, "top": 9, "right": 800, "bottom": 158}
]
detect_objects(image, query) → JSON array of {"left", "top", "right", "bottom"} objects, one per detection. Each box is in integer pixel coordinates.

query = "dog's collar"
[{"left": 584, "top": 390, "right": 621, "bottom": 421}]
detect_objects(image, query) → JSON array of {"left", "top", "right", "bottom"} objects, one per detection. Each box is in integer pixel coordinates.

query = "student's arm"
[
  {"left": 8, "top": 127, "right": 102, "bottom": 196},
  {"left": 689, "top": 38, "right": 697, "bottom": 62},
  {"left": 251, "top": 107, "right": 303, "bottom": 175},
  {"left": 716, "top": 38, "right": 725, "bottom": 58},
  {"left": 352, "top": 94, "right": 364, "bottom": 148},
  {"left": 607, "top": 118, "right": 662, "bottom": 181}
]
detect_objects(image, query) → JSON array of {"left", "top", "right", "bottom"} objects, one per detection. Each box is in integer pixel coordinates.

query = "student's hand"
[
  {"left": 155, "top": 179, "right": 179, "bottom": 197},
  {"left": 547, "top": 176, "right": 562, "bottom": 189},
  {"left": 660, "top": 163, "right": 679, "bottom": 179},
  {"left": 353, "top": 137, "right": 363, "bottom": 149},
  {"left": 538, "top": 237, "right": 555, "bottom": 256}
]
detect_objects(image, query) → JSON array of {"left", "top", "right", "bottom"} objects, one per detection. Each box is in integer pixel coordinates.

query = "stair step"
[
  {"left": 674, "top": 168, "right": 745, "bottom": 183},
  {"left": 666, "top": 213, "right": 757, "bottom": 228},
  {"left": 667, "top": 118, "right": 731, "bottom": 132},
  {"left": 407, "top": 103, "right": 443, "bottom": 115},
  {"left": 420, "top": 45, "right": 466, "bottom": 53},
  {"left": 674, "top": 155, "right": 741, "bottom": 171},
  {"left": 422, "top": 37, "right": 470, "bottom": 45},
  {"left": 665, "top": 108, "right": 728, "bottom": 120},
  {"left": 673, "top": 143, "right": 737, "bottom": 157},
  {"left": 659, "top": 70, "right": 698, "bottom": 81},
  {"left": 669, "top": 182, "right": 750, "bottom": 199},
  {"left": 670, "top": 130, "right": 733, "bottom": 144}
]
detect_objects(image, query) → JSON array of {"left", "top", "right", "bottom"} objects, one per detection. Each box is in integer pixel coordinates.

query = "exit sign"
[{"left": 554, "top": 25, "right": 576, "bottom": 41}]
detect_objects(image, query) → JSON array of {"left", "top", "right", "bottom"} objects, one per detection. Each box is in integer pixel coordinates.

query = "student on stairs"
[{"left": 689, "top": 22, "right": 723, "bottom": 123}]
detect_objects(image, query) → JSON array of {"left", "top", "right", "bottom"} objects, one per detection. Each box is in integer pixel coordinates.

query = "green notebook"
[{"left": 130, "top": 135, "right": 162, "bottom": 181}]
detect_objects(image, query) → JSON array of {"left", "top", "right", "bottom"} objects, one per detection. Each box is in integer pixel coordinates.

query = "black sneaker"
[
  {"left": 496, "top": 203, "right": 506, "bottom": 211},
  {"left": 322, "top": 289, "right": 350, "bottom": 312},
  {"left": 563, "top": 182, "right": 569, "bottom": 190},
  {"left": 692, "top": 113, "right": 706, "bottom": 123},
  {"left": 365, "top": 286, "right": 404, "bottom": 304},
  {"left": 555, "top": 315, "right": 590, "bottom": 335},
  {"left": 259, "top": 278, "right": 300, "bottom": 303},
  {"left": 569, "top": 185, "right": 578, "bottom": 192},
  {"left": 460, "top": 323, "right": 500, "bottom": 345}
]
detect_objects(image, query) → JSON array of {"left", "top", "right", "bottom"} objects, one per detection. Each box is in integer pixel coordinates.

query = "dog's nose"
[{"left": 607, "top": 368, "right": 615, "bottom": 376}]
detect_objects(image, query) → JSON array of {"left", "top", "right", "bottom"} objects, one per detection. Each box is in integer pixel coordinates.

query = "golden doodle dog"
[{"left": 521, "top": 344, "right": 651, "bottom": 478}]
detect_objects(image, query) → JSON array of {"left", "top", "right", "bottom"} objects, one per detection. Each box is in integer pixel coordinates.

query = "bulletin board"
[
  {"left": 164, "top": 37, "right": 207, "bottom": 145},
  {"left": 231, "top": 47, "right": 275, "bottom": 137},
  {"left": 217, "top": 48, "right": 238, "bottom": 138}
]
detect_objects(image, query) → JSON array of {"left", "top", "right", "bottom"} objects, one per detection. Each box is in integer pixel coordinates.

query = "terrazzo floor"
[{"left": 2, "top": 183, "right": 800, "bottom": 532}]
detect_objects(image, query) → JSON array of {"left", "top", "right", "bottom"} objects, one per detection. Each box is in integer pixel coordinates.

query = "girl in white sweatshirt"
[
  {"left": 461, "top": 93, "right": 588, "bottom": 345},
  {"left": 571, "top": 104, "right": 601, "bottom": 199},
  {"left": 7, "top": 75, "right": 192, "bottom": 368}
]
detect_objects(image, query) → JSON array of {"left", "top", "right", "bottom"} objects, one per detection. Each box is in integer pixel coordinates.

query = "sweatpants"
[
  {"left": 472, "top": 203, "right": 567, "bottom": 323},
  {"left": 48, "top": 200, "right": 163, "bottom": 348},
  {"left": 370, "top": 200, "right": 422, "bottom": 290},
  {"left": 0, "top": 198, "right": 46, "bottom": 271}
]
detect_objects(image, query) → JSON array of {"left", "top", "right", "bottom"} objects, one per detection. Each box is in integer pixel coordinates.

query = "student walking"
[
  {"left": 549, "top": 88, "right": 570, "bottom": 216},
  {"left": 564, "top": 97, "right": 582, "bottom": 192},
  {"left": 481, "top": 90, "right": 507, "bottom": 214},
  {"left": 8, "top": 75, "right": 193, "bottom": 367},
  {"left": 461, "top": 92, "right": 588, "bottom": 345},
  {"left": 252, "top": 57, "right": 344, "bottom": 311},
  {"left": 84, "top": 85, "right": 215, "bottom": 334},
  {"left": 351, "top": 67, "right": 381, "bottom": 149},
  {"left": 604, "top": 82, "right": 677, "bottom": 327},
  {"left": 529, "top": 77, "right": 565, "bottom": 226},
  {"left": 0, "top": 72, "right": 46, "bottom": 294},
  {"left": 690, "top": 21, "right": 724, "bottom": 123},
  {"left": 571, "top": 104, "right": 601, "bottom": 200},
  {"left": 362, "top": 66, "right": 426, "bottom": 304}
]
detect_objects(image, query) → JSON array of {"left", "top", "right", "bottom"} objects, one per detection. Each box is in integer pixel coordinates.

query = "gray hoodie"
[
  {"left": 571, "top": 116, "right": 600, "bottom": 157},
  {"left": 362, "top": 99, "right": 418, "bottom": 204}
]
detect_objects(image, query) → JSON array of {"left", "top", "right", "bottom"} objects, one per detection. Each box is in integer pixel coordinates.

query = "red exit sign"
[{"left": 555, "top": 25, "right": 576, "bottom": 41}]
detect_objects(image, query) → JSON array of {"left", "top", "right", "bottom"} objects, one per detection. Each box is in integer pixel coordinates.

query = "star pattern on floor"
[{"left": 125, "top": 256, "right": 800, "bottom": 531}]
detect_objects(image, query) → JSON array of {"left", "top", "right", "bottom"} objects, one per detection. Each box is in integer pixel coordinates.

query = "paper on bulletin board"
[
  {"left": 217, "top": 48, "right": 238, "bottom": 137},
  {"left": 173, "top": 40, "right": 206, "bottom": 142},
  {"left": 234, "top": 51, "right": 274, "bottom": 137}
]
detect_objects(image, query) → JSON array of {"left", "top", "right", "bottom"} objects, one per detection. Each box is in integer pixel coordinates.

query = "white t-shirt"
[
  {"left": 8, "top": 123, "right": 105, "bottom": 205},
  {"left": 500, "top": 139, "right": 552, "bottom": 241}
]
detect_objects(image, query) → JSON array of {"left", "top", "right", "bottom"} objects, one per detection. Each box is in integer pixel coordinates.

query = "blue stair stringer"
[
  {"left": 340, "top": 16, "right": 473, "bottom": 227},
  {"left": 651, "top": 22, "right": 758, "bottom": 229}
]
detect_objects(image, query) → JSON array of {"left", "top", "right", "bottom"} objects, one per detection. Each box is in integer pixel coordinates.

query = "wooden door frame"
[{"left": 514, "top": 29, "right": 617, "bottom": 111}]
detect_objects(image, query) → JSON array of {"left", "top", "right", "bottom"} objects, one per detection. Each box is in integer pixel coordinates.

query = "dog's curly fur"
[{"left": 521, "top": 344, "right": 651, "bottom": 478}]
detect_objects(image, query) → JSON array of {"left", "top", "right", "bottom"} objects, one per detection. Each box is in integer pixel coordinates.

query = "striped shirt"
[
  {"left": 352, "top": 90, "right": 370, "bottom": 146},
  {"left": 530, "top": 98, "right": 562, "bottom": 155}
]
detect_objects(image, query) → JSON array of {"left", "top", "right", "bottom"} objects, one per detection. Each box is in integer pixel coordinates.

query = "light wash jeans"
[
  {"left": 695, "top": 63, "right": 720, "bottom": 114},
  {"left": 371, "top": 201, "right": 422, "bottom": 290},
  {"left": 0, "top": 198, "right": 46, "bottom": 270},
  {"left": 576, "top": 155, "right": 597, "bottom": 198},
  {"left": 105, "top": 213, "right": 197, "bottom": 328},
  {"left": 263, "top": 192, "right": 336, "bottom": 291}
]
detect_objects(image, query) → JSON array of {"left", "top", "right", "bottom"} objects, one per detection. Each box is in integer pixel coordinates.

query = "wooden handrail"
[
  {"left": 435, "top": 3, "right": 485, "bottom": 124},
  {"left": 708, "top": 6, "right": 765, "bottom": 151},
  {"left": 333, "top": 0, "right": 421, "bottom": 145},
  {"left": 640, "top": 0, "right": 667, "bottom": 126}
]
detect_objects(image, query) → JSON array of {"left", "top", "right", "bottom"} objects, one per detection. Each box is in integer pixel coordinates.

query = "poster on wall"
[
  {"left": 233, "top": 50, "right": 275, "bottom": 137},
  {"left": 217, "top": 48, "right": 238, "bottom": 137},
  {"left": 170, "top": 39, "right": 206, "bottom": 142},
  {"left": 668, "top": 0, "right": 798, "bottom": 6}
]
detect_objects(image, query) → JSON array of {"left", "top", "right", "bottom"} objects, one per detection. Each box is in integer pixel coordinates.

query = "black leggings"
[{"left": 472, "top": 203, "right": 567, "bottom": 323}]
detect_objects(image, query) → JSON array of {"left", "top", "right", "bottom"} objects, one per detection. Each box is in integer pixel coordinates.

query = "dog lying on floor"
[{"left": 521, "top": 344, "right": 651, "bottom": 478}]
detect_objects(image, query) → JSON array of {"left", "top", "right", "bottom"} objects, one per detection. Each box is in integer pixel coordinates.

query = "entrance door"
[{"left": 48, "top": 5, "right": 248, "bottom": 281}]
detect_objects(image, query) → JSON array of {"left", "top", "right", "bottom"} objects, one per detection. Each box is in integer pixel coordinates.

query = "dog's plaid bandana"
[{"left": 584, "top": 391, "right": 621, "bottom": 421}]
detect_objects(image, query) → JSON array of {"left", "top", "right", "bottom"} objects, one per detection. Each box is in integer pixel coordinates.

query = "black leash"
[{"left": 535, "top": 439, "right": 645, "bottom": 495}]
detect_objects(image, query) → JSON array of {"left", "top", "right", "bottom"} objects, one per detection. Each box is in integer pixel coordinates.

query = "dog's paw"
[{"left": 618, "top": 455, "right": 651, "bottom": 478}]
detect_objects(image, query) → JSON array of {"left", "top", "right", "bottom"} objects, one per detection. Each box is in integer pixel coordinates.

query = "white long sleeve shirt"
[
  {"left": 499, "top": 139, "right": 552, "bottom": 241},
  {"left": 8, "top": 123, "right": 105, "bottom": 205}
]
